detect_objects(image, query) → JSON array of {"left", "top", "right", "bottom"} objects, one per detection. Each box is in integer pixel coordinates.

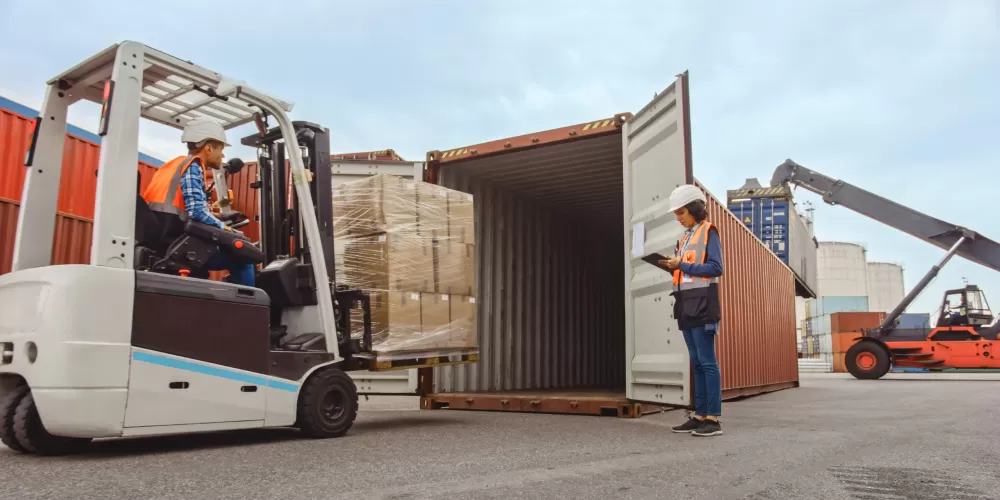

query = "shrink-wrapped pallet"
[{"left": 333, "top": 174, "right": 477, "bottom": 354}]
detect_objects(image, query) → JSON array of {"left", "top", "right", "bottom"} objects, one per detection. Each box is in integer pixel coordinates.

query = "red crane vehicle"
[{"left": 771, "top": 160, "right": 1000, "bottom": 379}]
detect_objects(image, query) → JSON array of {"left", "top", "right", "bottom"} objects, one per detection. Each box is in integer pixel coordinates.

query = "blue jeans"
[
  {"left": 682, "top": 323, "right": 722, "bottom": 417},
  {"left": 205, "top": 251, "right": 256, "bottom": 287}
]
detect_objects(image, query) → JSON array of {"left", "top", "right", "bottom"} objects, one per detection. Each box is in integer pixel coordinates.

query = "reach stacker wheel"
[{"left": 845, "top": 341, "right": 892, "bottom": 380}]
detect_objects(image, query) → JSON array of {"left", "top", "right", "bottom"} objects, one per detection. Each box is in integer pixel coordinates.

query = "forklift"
[
  {"left": 771, "top": 160, "right": 1000, "bottom": 379},
  {"left": 0, "top": 40, "right": 473, "bottom": 456}
]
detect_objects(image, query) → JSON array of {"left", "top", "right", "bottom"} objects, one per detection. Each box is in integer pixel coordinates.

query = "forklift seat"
[{"left": 134, "top": 195, "right": 264, "bottom": 278}]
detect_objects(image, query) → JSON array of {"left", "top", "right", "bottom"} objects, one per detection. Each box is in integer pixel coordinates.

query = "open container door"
[{"left": 623, "top": 73, "right": 693, "bottom": 407}]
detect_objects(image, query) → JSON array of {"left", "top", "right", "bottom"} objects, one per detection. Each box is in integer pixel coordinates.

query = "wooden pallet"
[{"left": 354, "top": 349, "right": 479, "bottom": 372}]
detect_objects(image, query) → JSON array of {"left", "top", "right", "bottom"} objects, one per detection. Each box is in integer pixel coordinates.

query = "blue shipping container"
[
  {"left": 728, "top": 198, "right": 792, "bottom": 264},
  {"left": 809, "top": 296, "right": 870, "bottom": 316},
  {"left": 896, "top": 313, "right": 931, "bottom": 329},
  {"left": 727, "top": 193, "right": 818, "bottom": 296}
]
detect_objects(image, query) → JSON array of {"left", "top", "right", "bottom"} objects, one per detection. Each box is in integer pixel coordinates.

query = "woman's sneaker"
[
  {"left": 671, "top": 417, "right": 703, "bottom": 433},
  {"left": 692, "top": 419, "right": 723, "bottom": 437}
]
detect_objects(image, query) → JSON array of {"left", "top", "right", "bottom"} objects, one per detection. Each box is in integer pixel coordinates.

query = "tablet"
[{"left": 641, "top": 252, "right": 674, "bottom": 273}]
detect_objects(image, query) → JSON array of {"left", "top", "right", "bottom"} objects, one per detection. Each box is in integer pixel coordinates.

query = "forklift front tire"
[
  {"left": 12, "top": 392, "right": 92, "bottom": 455},
  {"left": 296, "top": 367, "right": 358, "bottom": 439},
  {"left": 0, "top": 382, "right": 30, "bottom": 453},
  {"left": 845, "top": 341, "right": 891, "bottom": 380}
]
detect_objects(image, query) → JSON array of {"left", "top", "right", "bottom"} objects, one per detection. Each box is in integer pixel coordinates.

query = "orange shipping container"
[
  {"left": 833, "top": 352, "right": 848, "bottom": 373},
  {"left": 831, "top": 332, "right": 864, "bottom": 354},
  {"left": 830, "top": 311, "right": 887, "bottom": 334}
]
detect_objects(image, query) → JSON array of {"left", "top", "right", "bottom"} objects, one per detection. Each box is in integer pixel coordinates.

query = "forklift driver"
[{"left": 141, "top": 118, "right": 256, "bottom": 287}]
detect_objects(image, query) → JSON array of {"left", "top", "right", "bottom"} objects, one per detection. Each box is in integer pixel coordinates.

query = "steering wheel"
[{"left": 221, "top": 211, "right": 250, "bottom": 230}]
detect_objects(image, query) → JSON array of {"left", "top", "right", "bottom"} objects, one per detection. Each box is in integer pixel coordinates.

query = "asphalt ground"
[{"left": 3, "top": 372, "right": 1000, "bottom": 500}]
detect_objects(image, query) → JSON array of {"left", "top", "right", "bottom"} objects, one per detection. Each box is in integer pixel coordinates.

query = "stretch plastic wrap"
[{"left": 333, "top": 174, "right": 477, "bottom": 354}]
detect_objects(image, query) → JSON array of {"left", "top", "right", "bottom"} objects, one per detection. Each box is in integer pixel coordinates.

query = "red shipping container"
[{"left": 0, "top": 97, "right": 239, "bottom": 281}]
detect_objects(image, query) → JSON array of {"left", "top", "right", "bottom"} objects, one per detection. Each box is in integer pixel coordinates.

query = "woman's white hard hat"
[
  {"left": 668, "top": 184, "right": 707, "bottom": 212},
  {"left": 181, "top": 118, "right": 230, "bottom": 146}
]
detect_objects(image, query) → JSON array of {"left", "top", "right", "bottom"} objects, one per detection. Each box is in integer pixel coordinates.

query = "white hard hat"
[
  {"left": 668, "top": 184, "right": 707, "bottom": 212},
  {"left": 181, "top": 118, "right": 230, "bottom": 146}
]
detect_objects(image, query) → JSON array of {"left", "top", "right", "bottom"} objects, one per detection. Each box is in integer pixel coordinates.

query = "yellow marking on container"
[{"left": 601, "top": 119, "right": 611, "bottom": 128}]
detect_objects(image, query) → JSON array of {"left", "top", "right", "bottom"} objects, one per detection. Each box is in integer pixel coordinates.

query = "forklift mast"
[
  {"left": 241, "top": 121, "right": 335, "bottom": 284},
  {"left": 770, "top": 159, "right": 1000, "bottom": 333}
]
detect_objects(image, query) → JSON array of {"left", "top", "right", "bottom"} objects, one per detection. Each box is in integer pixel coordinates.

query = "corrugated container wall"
[
  {"left": 866, "top": 262, "right": 905, "bottom": 313},
  {"left": 1, "top": 98, "right": 165, "bottom": 273},
  {"left": 817, "top": 242, "right": 869, "bottom": 297},
  {"left": 727, "top": 197, "right": 817, "bottom": 295},
  {"left": 427, "top": 122, "right": 798, "bottom": 399}
]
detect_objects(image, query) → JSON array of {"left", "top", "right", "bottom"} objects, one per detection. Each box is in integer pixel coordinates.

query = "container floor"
[{"left": 421, "top": 389, "right": 668, "bottom": 418}]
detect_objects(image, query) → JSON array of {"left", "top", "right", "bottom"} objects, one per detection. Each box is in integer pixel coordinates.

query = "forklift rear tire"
[
  {"left": 12, "top": 392, "right": 92, "bottom": 455},
  {"left": 1, "top": 382, "right": 30, "bottom": 453},
  {"left": 845, "top": 341, "right": 891, "bottom": 380},
  {"left": 296, "top": 367, "right": 358, "bottom": 438}
]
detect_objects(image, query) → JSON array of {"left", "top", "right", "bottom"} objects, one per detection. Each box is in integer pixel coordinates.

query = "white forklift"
[{"left": 0, "top": 41, "right": 471, "bottom": 455}]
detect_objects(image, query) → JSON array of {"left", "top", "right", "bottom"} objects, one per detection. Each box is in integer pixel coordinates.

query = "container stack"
[
  {"left": 826, "top": 312, "right": 887, "bottom": 372},
  {"left": 726, "top": 178, "right": 818, "bottom": 297},
  {"left": 332, "top": 173, "right": 478, "bottom": 355}
]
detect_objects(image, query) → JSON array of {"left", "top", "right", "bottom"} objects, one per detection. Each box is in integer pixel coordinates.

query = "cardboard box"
[
  {"left": 417, "top": 183, "right": 449, "bottom": 238},
  {"left": 333, "top": 174, "right": 419, "bottom": 237},
  {"left": 421, "top": 293, "right": 451, "bottom": 334},
  {"left": 340, "top": 232, "right": 434, "bottom": 292},
  {"left": 438, "top": 241, "right": 475, "bottom": 296},
  {"left": 447, "top": 190, "right": 475, "bottom": 245},
  {"left": 367, "top": 291, "right": 423, "bottom": 351},
  {"left": 450, "top": 294, "right": 478, "bottom": 348}
]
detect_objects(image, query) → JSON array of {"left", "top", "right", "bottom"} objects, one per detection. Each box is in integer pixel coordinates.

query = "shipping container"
[
  {"left": 808, "top": 295, "right": 870, "bottom": 316},
  {"left": 1, "top": 95, "right": 163, "bottom": 272},
  {"left": 817, "top": 241, "right": 869, "bottom": 297},
  {"left": 897, "top": 312, "right": 931, "bottom": 329},
  {"left": 1, "top": 96, "right": 163, "bottom": 212},
  {"left": 413, "top": 74, "right": 798, "bottom": 417},
  {"left": 726, "top": 184, "right": 818, "bottom": 297},
  {"left": 866, "top": 261, "right": 905, "bottom": 313},
  {"left": 830, "top": 311, "right": 886, "bottom": 334}
]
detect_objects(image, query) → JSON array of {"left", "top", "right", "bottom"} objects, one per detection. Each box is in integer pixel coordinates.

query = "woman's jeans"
[{"left": 682, "top": 323, "right": 722, "bottom": 417}]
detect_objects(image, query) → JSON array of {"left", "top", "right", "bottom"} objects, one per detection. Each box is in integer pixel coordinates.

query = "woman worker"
[{"left": 660, "top": 184, "right": 725, "bottom": 437}]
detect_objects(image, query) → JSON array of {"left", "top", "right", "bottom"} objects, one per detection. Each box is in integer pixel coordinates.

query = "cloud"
[{"left": 1, "top": 0, "right": 997, "bottom": 315}]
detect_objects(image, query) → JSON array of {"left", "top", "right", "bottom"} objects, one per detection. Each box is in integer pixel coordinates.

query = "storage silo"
[
  {"left": 817, "top": 241, "right": 869, "bottom": 298},
  {"left": 867, "top": 262, "right": 905, "bottom": 313}
]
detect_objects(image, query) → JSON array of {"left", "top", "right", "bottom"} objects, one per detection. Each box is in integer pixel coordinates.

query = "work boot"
[
  {"left": 671, "top": 417, "right": 703, "bottom": 433},
  {"left": 692, "top": 419, "right": 723, "bottom": 437}
]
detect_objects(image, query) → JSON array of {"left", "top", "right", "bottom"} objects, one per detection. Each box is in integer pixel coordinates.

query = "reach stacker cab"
[
  {"left": 771, "top": 160, "right": 1000, "bottom": 379},
  {"left": 0, "top": 41, "right": 475, "bottom": 456}
]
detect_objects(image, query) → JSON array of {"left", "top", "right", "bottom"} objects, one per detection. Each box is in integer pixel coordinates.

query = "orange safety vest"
[
  {"left": 141, "top": 155, "right": 202, "bottom": 219},
  {"left": 672, "top": 221, "right": 719, "bottom": 289}
]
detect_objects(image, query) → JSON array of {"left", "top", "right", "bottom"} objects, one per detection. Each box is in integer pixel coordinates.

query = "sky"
[{"left": 0, "top": 0, "right": 997, "bottom": 317}]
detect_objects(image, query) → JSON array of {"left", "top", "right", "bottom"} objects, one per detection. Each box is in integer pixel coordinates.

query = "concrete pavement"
[{"left": 2, "top": 373, "right": 1000, "bottom": 500}]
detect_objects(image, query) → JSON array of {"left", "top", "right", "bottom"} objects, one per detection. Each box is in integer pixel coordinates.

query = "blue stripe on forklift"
[{"left": 132, "top": 351, "right": 299, "bottom": 392}]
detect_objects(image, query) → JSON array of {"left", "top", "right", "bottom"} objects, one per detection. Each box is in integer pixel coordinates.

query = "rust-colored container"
[
  {"left": 0, "top": 96, "right": 262, "bottom": 280},
  {"left": 830, "top": 312, "right": 887, "bottom": 334},
  {"left": 419, "top": 87, "right": 799, "bottom": 416},
  {"left": 831, "top": 332, "right": 863, "bottom": 355},
  {"left": 833, "top": 352, "right": 847, "bottom": 373},
  {"left": 1, "top": 198, "right": 92, "bottom": 273},
  {"left": 1, "top": 97, "right": 162, "bottom": 216},
  {"left": 332, "top": 149, "right": 404, "bottom": 161},
  {"left": 704, "top": 185, "right": 800, "bottom": 398}
]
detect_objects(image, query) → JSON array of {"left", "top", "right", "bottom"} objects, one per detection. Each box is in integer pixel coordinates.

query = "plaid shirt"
[{"left": 180, "top": 159, "right": 225, "bottom": 229}]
